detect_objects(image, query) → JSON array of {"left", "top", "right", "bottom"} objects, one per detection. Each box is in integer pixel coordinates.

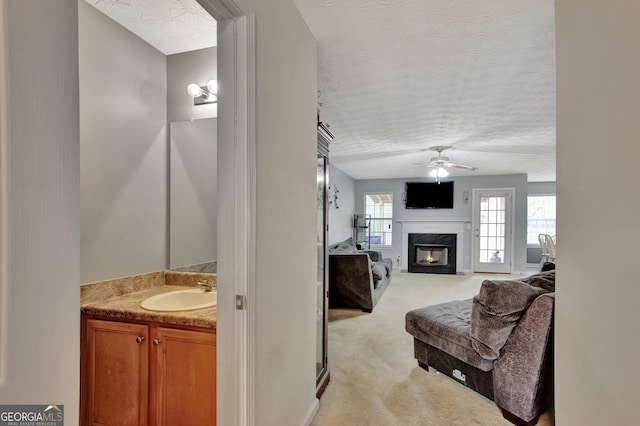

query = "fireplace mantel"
[{"left": 398, "top": 221, "right": 469, "bottom": 273}]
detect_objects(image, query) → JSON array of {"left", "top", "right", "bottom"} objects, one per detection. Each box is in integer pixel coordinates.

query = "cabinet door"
[
  {"left": 82, "top": 319, "right": 149, "bottom": 426},
  {"left": 151, "top": 327, "right": 216, "bottom": 426}
]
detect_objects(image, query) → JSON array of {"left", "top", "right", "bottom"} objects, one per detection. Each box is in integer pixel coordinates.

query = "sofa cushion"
[
  {"left": 406, "top": 299, "right": 494, "bottom": 371},
  {"left": 362, "top": 250, "right": 382, "bottom": 262},
  {"left": 328, "top": 237, "right": 358, "bottom": 254},
  {"left": 470, "top": 279, "right": 548, "bottom": 360},
  {"left": 381, "top": 258, "right": 393, "bottom": 276},
  {"left": 521, "top": 269, "right": 555, "bottom": 292},
  {"left": 371, "top": 263, "right": 386, "bottom": 288}
]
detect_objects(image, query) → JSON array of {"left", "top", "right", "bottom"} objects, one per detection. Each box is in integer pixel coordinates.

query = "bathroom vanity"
[{"left": 80, "top": 271, "right": 217, "bottom": 426}]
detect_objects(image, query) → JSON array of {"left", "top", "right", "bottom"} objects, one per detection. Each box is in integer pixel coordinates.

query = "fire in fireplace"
[
  {"left": 408, "top": 233, "right": 456, "bottom": 274},
  {"left": 416, "top": 245, "right": 449, "bottom": 266}
]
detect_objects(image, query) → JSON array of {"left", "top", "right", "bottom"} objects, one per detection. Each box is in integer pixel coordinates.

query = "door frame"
[
  {"left": 471, "top": 188, "right": 515, "bottom": 273},
  {"left": 0, "top": 0, "right": 8, "bottom": 385},
  {"left": 197, "top": 1, "right": 256, "bottom": 425}
]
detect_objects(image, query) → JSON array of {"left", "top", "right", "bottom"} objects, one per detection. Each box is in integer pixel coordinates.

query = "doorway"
[{"left": 472, "top": 188, "right": 514, "bottom": 273}]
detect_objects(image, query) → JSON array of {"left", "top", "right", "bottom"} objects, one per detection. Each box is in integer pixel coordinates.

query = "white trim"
[
  {"left": 203, "top": 0, "right": 255, "bottom": 425},
  {"left": 198, "top": 0, "right": 248, "bottom": 20},
  {"left": 398, "top": 221, "right": 466, "bottom": 273},
  {"left": 233, "top": 14, "right": 257, "bottom": 426},
  {"left": 363, "top": 191, "right": 394, "bottom": 246},
  {"left": 245, "top": 15, "right": 257, "bottom": 426},
  {"left": 0, "top": 1, "right": 9, "bottom": 386},
  {"left": 302, "top": 399, "right": 320, "bottom": 426}
]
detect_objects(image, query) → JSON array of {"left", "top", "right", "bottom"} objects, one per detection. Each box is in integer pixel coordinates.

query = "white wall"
[
  {"left": 556, "top": 0, "right": 640, "bottom": 424},
  {"left": 328, "top": 163, "right": 356, "bottom": 244},
  {"left": 243, "top": 0, "right": 319, "bottom": 424},
  {"left": 167, "top": 47, "right": 218, "bottom": 122},
  {"left": 527, "top": 181, "right": 556, "bottom": 195},
  {"left": 0, "top": 0, "right": 80, "bottom": 422},
  {"left": 354, "top": 174, "right": 528, "bottom": 272},
  {"left": 79, "top": 1, "right": 167, "bottom": 282}
]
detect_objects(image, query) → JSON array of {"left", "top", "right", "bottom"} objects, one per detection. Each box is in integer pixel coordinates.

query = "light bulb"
[
  {"left": 429, "top": 167, "right": 449, "bottom": 178},
  {"left": 207, "top": 79, "right": 218, "bottom": 94},
  {"left": 187, "top": 83, "right": 203, "bottom": 98}
]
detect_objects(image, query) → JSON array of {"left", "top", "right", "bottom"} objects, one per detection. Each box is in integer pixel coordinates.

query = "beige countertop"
[{"left": 81, "top": 271, "right": 217, "bottom": 329}]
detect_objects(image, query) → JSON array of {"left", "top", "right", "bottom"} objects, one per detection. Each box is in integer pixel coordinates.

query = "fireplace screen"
[{"left": 415, "top": 245, "right": 449, "bottom": 266}]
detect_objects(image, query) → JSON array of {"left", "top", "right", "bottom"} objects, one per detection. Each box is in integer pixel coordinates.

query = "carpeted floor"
[{"left": 311, "top": 271, "right": 554, "bottom": 426}]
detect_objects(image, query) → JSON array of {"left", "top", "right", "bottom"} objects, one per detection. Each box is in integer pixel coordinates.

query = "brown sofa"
[
  {"left": 328, "top": 238, "right": 392, "bottom": 313},
  {"left": 405, "top": 268, "right": 555, "bottom": 425}
]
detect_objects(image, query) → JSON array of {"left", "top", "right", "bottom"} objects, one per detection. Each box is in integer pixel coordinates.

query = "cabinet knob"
[
  {"left": 136, "top": 336, "right": 144, "bottom": 344},
  {"left": 153, "top": 339, "right": 162, "bottom": 346}
]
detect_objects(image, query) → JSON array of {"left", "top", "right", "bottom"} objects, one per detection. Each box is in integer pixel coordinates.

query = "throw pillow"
[
  {"left": 470, "top": 279, "right": 548, "bottom": 360},
  {"left": 541, "top": 262, "right": 555, "bottom": 272},
  {"left": 328, "top": 237, "right": 358, "bottom": 254},
  {"left": 521, "top": 270, "right": 555, "bottom": 292}
]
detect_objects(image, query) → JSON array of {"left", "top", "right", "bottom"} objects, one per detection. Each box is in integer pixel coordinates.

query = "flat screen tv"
[{"left": 405, "top": 181, "right": 454, "bottom": 209}]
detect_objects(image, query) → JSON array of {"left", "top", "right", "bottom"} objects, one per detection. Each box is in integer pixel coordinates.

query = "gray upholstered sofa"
[
  {"left": 328, "top": 238, "right": 392, "bottom": 313},
  {"left": 405, "top": 267, "right": 555, "bottom": 425}
]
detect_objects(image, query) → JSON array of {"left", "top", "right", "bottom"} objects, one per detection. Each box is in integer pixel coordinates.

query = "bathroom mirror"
[
  {"left": 169, "top": 118, "right": 218, "bottom": 271},
  {"left": 79, "top": 0, "right": 218, "bottom": 283}
]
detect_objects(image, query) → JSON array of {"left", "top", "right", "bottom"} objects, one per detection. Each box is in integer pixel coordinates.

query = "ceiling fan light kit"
[
  {"left": 428, "top": 167, "right": 449, "bottom": 178},
  {"left": 423, "top": 145, "right": 476, "bottom": 183}
]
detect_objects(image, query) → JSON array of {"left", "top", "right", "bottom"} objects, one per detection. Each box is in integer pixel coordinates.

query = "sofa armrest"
[
  {"left": 329, "top": 254, "right": 375, "bottom": 312},
  {"left": 493, "top": 293, "right": 555, "bottom": 423}
]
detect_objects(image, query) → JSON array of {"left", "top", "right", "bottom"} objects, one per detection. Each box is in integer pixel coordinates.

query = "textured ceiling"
[
  {"left": 85, "top": 0, "right": 216, "bottom": 55},
  {"left": 294, "top": 0, "right": 556, "bottom": 182}
]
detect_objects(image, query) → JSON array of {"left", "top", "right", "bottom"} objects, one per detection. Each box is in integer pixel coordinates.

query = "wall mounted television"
[{"left": 405, "top": 181, "right": 454, "bottom": 209}]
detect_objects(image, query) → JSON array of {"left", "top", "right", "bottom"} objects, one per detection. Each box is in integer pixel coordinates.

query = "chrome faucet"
[{"left": 196, "top": 280, "right": 215, "bottom": 292}]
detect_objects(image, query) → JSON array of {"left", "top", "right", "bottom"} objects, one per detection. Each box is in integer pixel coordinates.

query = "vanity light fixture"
[{"left": 187, "top": 79, "right": 217, "bottom": 105}]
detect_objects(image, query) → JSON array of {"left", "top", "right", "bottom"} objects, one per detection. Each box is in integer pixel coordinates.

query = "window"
[
  {"left": 527, "top": 195, "right": 556, "bottom": 245},
  {"left": 365, "top": 193, "right": 393, "bottom": 246}
]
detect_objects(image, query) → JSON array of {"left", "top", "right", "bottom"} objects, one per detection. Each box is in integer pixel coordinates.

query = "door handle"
[
  {"left": 136, "top": 336, "right": 145, "bottom": 344},
  {"left": 153, "top": 339, "right": 162, "bottom": 346}
]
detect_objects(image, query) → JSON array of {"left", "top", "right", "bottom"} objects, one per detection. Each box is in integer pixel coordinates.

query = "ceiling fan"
[{"left": 415, "top": 146, "right": 477, "bottom": 183}]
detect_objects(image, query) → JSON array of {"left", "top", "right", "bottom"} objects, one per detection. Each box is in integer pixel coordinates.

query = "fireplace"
[{"left": 408, "top": 233, "right": 457, "bottom": 274}]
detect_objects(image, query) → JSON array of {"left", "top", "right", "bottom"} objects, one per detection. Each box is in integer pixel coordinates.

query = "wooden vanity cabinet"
[
  {"left": 150, "top": 326, "right": 216, "bottom": 425},
  {"left": 81, "top": 316, "right": 216, "bottom": 426},
  {"left": 82, "top": 319, "right": 149, "bottom": 426}
]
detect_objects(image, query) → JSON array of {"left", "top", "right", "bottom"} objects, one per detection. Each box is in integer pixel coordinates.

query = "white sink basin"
[{"left": 141, "top": 288, "right": 217, "bottom": 312}]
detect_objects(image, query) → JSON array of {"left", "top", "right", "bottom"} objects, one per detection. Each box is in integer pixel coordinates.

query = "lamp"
[{"left": 187, "top": 79, "right": 217, "bottom": 105}]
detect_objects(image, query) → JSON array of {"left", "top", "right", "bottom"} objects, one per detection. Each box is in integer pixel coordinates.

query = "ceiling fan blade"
[{"left": 445, "top": 162, "right": 477, "bottom": 170}]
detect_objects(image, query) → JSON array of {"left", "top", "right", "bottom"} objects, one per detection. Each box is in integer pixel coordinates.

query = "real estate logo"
[{"left": 0, "top": 405, "right": 63, "bottom": 426}]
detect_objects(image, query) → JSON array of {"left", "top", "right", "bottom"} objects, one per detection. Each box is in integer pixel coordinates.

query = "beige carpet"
[{"left": 311, "top": 271, "right": 554, "bottom": 426}]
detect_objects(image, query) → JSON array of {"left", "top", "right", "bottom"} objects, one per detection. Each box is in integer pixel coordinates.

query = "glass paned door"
[{"left": 473, "top": 189, "right": 513, "bottom": 273}]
